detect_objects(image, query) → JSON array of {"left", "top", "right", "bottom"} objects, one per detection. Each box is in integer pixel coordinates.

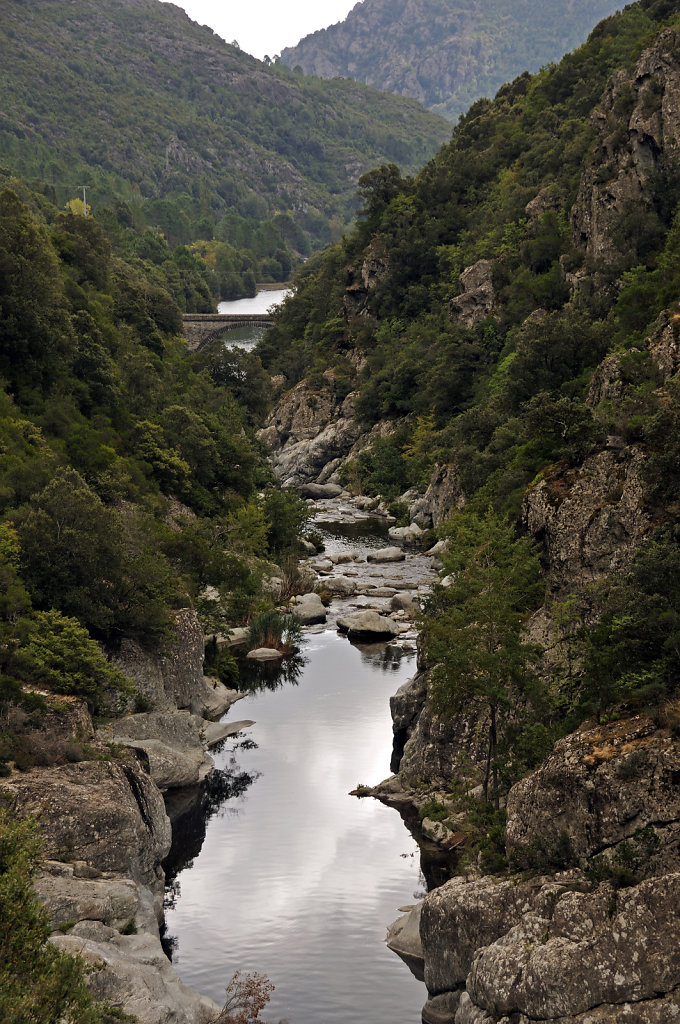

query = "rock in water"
[
  {"left": 336, "top": 610, "right": 400, "bottom": 640},
  {"left": 366, "top": 546, "right": 406, "bottom": 563},
  {"left": 290, "top": 593, "right": 328, "bottom": 625}
]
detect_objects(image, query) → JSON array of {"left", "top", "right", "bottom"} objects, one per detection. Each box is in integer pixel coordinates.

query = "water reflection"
[
  {"left": 163, "top": 631, "right": 437, "bottom": 1022},
  {"left": 234, "top": 650, "right": 308, "bottom": 692}
]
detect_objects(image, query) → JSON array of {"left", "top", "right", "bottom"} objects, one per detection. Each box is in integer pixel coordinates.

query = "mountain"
[
  {"left": 0, "top": 0, "right": 450, "bottom": 282},
  {"left": 281, "top": 0, "right": 625, "bottom": 121}
]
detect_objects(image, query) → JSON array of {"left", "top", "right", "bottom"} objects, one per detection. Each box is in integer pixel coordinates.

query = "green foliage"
[
  {"left": 0, "top": 0, "right": 449, "bottom": 271},
  {"left": 422, "top": 509, "right": 543, "bottom": 804},
  {"left": 0, "top": 807, "right": 136, "bottom": 1023},
  {"left": 262, "top": 489, "right": 311, "bottom": 556},
  {"left": 247, "top": 611, "right": 303, "bottom": 655},
  {"left": 4, "top": 609, "right": 132, "bottom": 716}
]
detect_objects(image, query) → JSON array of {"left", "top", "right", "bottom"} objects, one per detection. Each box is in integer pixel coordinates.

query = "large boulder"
[
  {"left": 290, "top": 593, "right": 328, "bottom": 625},
  {"left": 1, "top": 760, "right": 171, "bottom": 889},
  {"left": 52, "top": 922, "right": 220, "bottom": 1024},
  {"left": 336, "top": 610, "right": 399, "bottom": 640},
  {"left": 367, "top": 546, "right": 406, "bottom": 563},
  {"left": 102, "top": 711, "right": 215, "bottom": 792},
  {"left": 299, "top": 482, "right": 343, "bottom": 499},
  {"left": 389, "top": 523, "right": 423, "bottom": 547},
  {"left": 466, "top": 874, "right": 680, "bottom": 1021}
]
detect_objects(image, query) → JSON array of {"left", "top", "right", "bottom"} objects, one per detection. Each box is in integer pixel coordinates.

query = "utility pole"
[{"left": 78, "top": 185, "right": 90, "bottom": 216}]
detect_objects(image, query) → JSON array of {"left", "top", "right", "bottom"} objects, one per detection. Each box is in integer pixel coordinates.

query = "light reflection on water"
[{"left": 163, "top": 630, "right": 430, "bottom": 1023}]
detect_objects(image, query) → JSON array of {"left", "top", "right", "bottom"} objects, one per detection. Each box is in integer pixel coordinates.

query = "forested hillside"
[
  {"left": 263, "top": 0, "right": 680, "bottom": 753},
  {"left": 281, "top": 0, "right": 622, "bottom": 121},
  {"left": 0, "top": 0, "right": 449, "bottom": 301}
]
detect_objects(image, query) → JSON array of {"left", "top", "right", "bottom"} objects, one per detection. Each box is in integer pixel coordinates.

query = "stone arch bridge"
[{"left": 182, "top": 313, "right": 274, "bottom": 351}]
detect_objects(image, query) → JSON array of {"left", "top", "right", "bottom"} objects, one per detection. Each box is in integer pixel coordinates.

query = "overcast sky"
[{"left": 165, "top": 0, "right": 359, "bottom": 61}]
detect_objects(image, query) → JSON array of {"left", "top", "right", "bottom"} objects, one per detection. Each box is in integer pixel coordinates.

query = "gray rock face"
[
  {"left": 505, "top": 712, "right": 680, "bottom": 872},
  {"left": 290, "top": 592, "right": 328, "bottom": 625},
  {"left": 410, "top": 463, "right": 464, "bottom": 529},
  {"left": 647, "top": 311, "right": 680, "bottom": 382},
  {"left": 466, "top": 874, "right": 680, "bottom": 1020},
  {"left": 103, "top": 711, "right": 215, "bottom": 792},
  {"left": 112, "top": 608, "right": 206, "bottom": 713},
  {"left": 522, "top": 446, "right": 650, "bottom": 595},
  {"left": 367, "top": 546, "right": 406, "bottom": 563},
  {"left": 257, "top": 378, "right": 361, "bottom": 487},
  {"left": 450, "top": 261, "right": 496, "bottom": 329},
  {"left": 572, "top": 28, "right": 680, "bottom": 262},
  {"left": 336, "top": 610, "right": 399, "bottom": 640},
  {"left": 2, "top": 760, "right": 171, "bottom": 888},
  {"left": 52, "top": 922, "right": 220, "bottom": 1024},
  {"left": 36, "top": 861, "right": 161, "bottom": 937}
]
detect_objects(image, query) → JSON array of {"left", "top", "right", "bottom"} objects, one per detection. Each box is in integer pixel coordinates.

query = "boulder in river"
[
  {"left": 337, "top": 610, "right": 400, "bottom": 640},
  {"left": 316, "top": 576, "right": 357, "bottom": 597},
  {"left": 299, "top": 483, "right": 344, "bottom": 499},
  {"left": 388, "top": 523, "right": 423, "bottom": 547},
  {"left": 290, "top": 593, "right": 328, "bottom": 625},
  {"left": 367, "top": 546, "right": 406, "bottom": 563},
  {"left": 246, "top": 647, "right": 284, "bottom": 661}
]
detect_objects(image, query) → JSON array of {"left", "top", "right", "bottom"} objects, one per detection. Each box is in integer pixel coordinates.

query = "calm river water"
[
  {"left": 162, "top": 511, "right": 441, "bottom": 1023},
  {"left": 217, "top": 287, "right": 290, "bottom": 351},
  {"left": 163, "top": 633, "right": 428, "bottom": 1023}
]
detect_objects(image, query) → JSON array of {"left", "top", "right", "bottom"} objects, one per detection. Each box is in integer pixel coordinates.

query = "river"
[
  {"left": 163, "top": 507, "right": 444, "bottom": 1023},
  {"left": 216, "top": 287, "right": 290, "bottom": 352}
]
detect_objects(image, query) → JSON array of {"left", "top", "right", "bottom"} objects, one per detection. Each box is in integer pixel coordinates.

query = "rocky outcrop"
[
  {"left": 36, "top": 860, "right": 161, "bottom": 937},
  {"left": 52, "top": 922, "right": 219, "bottom": 1024},
  {"left": 101, "top": 711, "right": 216, "bottom": 792},
  {"left": 112, "top": 609, "right": 207, "bottom": 713},
  {"left": 523, "top": 444, "right": 651, "bottom": 595},
  {"left": 409, "top": 462, "right": 465, "bottom": 529},
  {"left": 506, "top": 710, "right": 680, "bottom": 873},
  {"left": 450, "top": 261, "right": 496, "bottom": 329},
  {"left": 257, "top": 378, "right": 362, "bottom": 487},
  {"left": 343, "top": 242, "right": 389, "bottom": 319},
  {"left": 647, "top": 310, "right": 680, "bottom": 382},
  {"left": 2, "top": 759, "right": 171, "bottom": 890},
  {"left": 572, "top": 28, "right": 680, "bottom": 262}
]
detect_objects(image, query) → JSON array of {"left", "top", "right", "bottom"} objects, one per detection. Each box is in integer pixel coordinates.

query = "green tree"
[
  {"left": 0, "top": 808, "right": 135, "bottom": 1023},
  {"left": 421, "top": 509, "right": 542, "bottom": 805}
]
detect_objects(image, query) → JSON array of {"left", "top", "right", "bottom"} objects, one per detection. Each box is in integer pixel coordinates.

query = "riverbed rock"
[
  {"left": 290, "top": 592, "right": 328, "bottom": 625},
  {"left": 316, "top": 575, "right": 357, "bottom": 597},
  {"left": 336, "top": 610, "right": 400, "bottom": 640},
  {"left": 1, "top": 760, "right": 171, "bottom": 888},
  {"left": 389, "top": 523, "right": 423, "bottom": 547},
  {"left": 386, "top": 901, "right": 424, "bottom": 979},
  {"left": 52, "top": 922, "right": 220, "bottom": 1024},
  {"left": 367, "top": 546, "right": 406, "bottom": 563},
  {"left": 390, "top": 593, "right": 416, "bottom": 616},
  {"left": 299, "top": 482, "right": 344, "bottom": 499},
  {"left": 246, "top": 647, "right": 284, "bottom": 661}
]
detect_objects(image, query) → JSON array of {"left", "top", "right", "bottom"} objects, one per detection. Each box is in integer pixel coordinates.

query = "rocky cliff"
[{"left": 281, "top": 0, "right": 621, "bottom": 121}]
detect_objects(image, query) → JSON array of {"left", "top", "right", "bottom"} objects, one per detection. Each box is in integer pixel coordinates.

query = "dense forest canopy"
[{"left": 0, "top": 0, "right": 450, "bottom": 301}]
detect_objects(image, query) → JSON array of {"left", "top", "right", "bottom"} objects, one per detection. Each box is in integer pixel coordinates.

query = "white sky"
[{"left": 165, "top": 0, "right": 360, "bottom": 61}]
